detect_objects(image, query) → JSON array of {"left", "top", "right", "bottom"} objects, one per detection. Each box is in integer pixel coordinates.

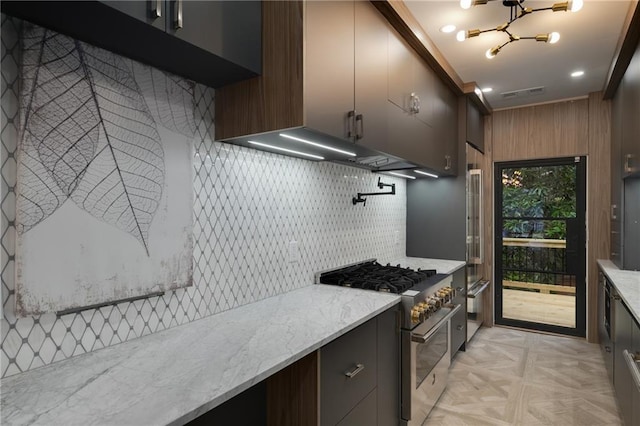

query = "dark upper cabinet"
[
  {"left": 465, "top": 98, "right": 485, "bottom": 153},
  {"left": 99, "top": 0, "right": 166, "bottom": 30},
  {"left": 611, "top": 38, "right": 640, "bottom": 270},
  {"left": 621, "top": 41, "right": 640, "bottom": 178},
  {"left": 386, "top": 25, "right": 458, "bottom": 176},
  {"left": 1, "top": 0, "right": 261, "bottom": 88},
  {"left": 305, "top": 0, "right": 389, "bottom": 152}
]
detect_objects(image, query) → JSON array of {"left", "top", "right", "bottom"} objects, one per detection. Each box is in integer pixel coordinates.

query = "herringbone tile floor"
[{"left": 425, "top": 326, "right": 622, "bottom": 425}]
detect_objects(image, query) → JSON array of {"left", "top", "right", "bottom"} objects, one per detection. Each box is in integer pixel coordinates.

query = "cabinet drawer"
[
  {"left": 320, "top": 318, "right": 377, "bottom": 426},
  {"left": 336, "top": 389, "right": 377, "bottom": 426}
]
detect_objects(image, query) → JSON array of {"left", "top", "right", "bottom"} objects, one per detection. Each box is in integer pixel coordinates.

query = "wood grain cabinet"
[{"left": 0, "top": 0, "right": 261, "bottom": 88}]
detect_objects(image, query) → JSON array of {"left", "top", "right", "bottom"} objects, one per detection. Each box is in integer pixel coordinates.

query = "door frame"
[{"left": 494, "top": 156, "right": 587, "bottom": 337}]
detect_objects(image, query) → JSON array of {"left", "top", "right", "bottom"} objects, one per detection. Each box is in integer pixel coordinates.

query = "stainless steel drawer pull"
[
  {"left": 623, "top": 350, "right": 640, "bottom": 391},
  {"left": 175, "top": 0, "right": 183, "bottom": 29},
  {"left": 152, "top": 0, "right": 162, "bottom": 18},
  {"left": 345, "top": 363, "right": 365, "bottom": 379},
  {"left": 468, "top": 280, "right": 490, "bottom": 298}
]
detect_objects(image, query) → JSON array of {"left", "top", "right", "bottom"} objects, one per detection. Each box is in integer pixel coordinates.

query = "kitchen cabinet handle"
[
  {"left": 345, "top": 363, "right": 365, "bottom": 379},
  {"left": 623, "top": 350, "right": 640, "bottom": 391},
  {"left": 624, "top": 154, "right": 634, "bottom": 173},
  {"left": 445, "top": 155, "right": 452, "bottom": 171},
  {"left": 151, "top": 0, "right": 162, "bottom": 18},
  {"left": 409, "top": 92, "right": 420, "bottom": 114},
  {"left": 347, "top": 110, "right": 355, "bottom": 138},
  {"left": 175, "top": 0, "right": 183, "bottom": 29},
  {"left": 468, "top": 280, "right": 490, "bottom": 298},
  {"left": 355, "top": 114, "right": 364, "bottom": 140},
  {"left": 611, "top": 204, "right": 618, "bottom": 220},
  {"left": 456, "top": 325, "right": 464, "bottom": 331}
]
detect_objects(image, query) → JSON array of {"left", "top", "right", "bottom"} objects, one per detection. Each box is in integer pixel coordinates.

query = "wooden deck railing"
[
  {"left": 502, "top": 237, "right": 573, "bottom": 294},
  {"left": 503, "top": 238, "right": 566, "bottom": 249}
]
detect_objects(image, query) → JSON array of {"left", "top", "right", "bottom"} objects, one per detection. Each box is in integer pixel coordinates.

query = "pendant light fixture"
[{"left": 457, "top": 0, "right": 583, "bottom": 58}]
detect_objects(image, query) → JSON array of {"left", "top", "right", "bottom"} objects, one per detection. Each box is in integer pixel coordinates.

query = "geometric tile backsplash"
[{"left": 0, "top": 15, "right": 406, "bottom": 378}]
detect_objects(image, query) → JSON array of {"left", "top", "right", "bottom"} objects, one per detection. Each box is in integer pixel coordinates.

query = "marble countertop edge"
[{"left": 597, "top": 259, "right": 640, "bottom": 324}]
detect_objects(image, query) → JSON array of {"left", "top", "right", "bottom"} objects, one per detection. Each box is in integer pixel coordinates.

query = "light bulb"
[
  {"left": 549, "top": 32, "right": 560, "bottom": 44},
  {"left": 460, "top": 0, "right": 472, "bottom": 9},
  {"left": 486, "top": 47, "right": 498, "bottom": 59},
  {"left": 456, "top": 30, "right": 467, "bottom": 42},
  {"left": 569, "top": 0, "right": 583, "bottom": 12}
]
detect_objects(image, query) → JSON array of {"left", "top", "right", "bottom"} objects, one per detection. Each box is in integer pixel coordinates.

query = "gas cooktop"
[{"left": 317, "top": 260, "right": 444, "bottom": 294}]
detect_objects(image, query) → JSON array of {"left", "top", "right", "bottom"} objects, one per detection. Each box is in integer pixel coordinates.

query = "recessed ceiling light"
[
  {"left": 571, "top": 70, "right": 585, "bottom": 78},
  {"left": 440, "top": 24, "right": 456, "bottom": 33},
  {"left": 481, "top": 87, "right": 493, "bottom": 93}
]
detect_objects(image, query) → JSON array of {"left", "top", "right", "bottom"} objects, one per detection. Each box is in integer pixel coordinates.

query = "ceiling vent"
[{"left": 501, "top": 86, "right": 546, "bottom": 99}]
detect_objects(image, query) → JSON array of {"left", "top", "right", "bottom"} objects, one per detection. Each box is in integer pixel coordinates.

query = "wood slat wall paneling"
[
  {"left": 492, "top": 99, "right": 590, "bottom": 162},
  {"left": 215, "top": 1, "right": 304, "bottom": 140}
]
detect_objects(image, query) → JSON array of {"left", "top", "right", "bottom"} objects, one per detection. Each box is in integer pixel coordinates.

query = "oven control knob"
[{"left": 411, "top": 307, "right": 421, "bottom": 324}]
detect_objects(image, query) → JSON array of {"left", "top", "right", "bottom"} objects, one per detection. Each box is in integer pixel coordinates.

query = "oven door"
[{"left": 401, "top": 304, "right": 461, "bottom": 426}]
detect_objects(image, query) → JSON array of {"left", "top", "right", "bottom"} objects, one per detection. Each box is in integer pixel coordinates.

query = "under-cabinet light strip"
[
  {"left": 389, "top": 172, "right": 416, "bottom": 180},
  {"left": 415, "top": 170, "right": 439, "bottom": 178},
  {"left": 279, "top": 133, "right": 356, "bottom": 156},
  {"left": 248, "top": 141, "right": 325, "bottom": 160}
]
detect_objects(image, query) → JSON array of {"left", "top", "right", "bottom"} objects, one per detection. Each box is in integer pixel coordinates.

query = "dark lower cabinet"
[
  {"left": 614, "top": 296, "right": 633, "bottom": 426},
  {"left": 612, "top": 291, "right": 640, "bottom": 426},
  {"left": 632, "top": 323, "right": 640, "bottom": 426},
  {"left": 186, "top": 381, "right": 267, "bottom": 426},
  {"left": 321, "top": 306, "right": 400, "bottom": 426},
  {"left": 336, "top": 389, "right": 377, "bottom": 426}
]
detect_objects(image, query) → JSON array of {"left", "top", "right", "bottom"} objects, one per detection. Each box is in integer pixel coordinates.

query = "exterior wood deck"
[{"left": 502, "top": 288, "right": 576, "bottom": 328}]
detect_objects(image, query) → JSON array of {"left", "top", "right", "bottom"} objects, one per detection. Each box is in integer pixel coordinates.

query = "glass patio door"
[{"left": 495, "top": 157, "right": 586, "bottom": 337}]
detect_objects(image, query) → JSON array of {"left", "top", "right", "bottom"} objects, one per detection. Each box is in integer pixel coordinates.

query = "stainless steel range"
[{"left": 316, "top": 259, "right": 461, "bottom": 426}]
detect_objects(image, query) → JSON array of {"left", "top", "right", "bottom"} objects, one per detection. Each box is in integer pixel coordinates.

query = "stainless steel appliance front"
[{"left": 401, "top": 304, "right": 461, "bottom": 426}]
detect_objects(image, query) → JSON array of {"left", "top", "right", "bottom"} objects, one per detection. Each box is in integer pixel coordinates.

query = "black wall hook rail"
[{"left": 352, "top": 177, "right": 396, "bottom": 206}]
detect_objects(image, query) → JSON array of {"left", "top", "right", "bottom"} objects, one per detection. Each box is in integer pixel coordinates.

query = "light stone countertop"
[
  {"left": 0, "top": 285, "right": 400, "bottom": 426},
  {"left": 386, "top": 257, "right": 466, "bottom": 275},
  {"left": 598, "top": 259, "right": 640, "bottom": 324}
]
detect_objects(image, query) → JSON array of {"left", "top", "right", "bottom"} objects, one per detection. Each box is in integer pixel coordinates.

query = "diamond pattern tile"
[{"left": 0, "top": 14, "right": 407, "bottom": 378}]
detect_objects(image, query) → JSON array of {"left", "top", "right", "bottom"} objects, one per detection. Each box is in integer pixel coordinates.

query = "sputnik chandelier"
[{"left": 457, "top": 0, "right": 584, "bottom": 58}]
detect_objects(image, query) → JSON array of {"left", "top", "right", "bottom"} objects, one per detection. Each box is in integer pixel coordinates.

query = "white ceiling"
[{"left": 405, "top": 0, "right": 633, "bottom": 109}]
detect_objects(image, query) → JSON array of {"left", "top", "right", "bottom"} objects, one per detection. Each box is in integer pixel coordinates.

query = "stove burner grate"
[{"left": 319, "top": 261, "right": 437, "bottom": 294}]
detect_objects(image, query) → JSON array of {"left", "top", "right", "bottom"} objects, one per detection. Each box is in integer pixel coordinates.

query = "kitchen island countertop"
[
  {"left": 598, "top": 259, "right": 640, "bottom": 324},
  {"left": 0, "top": 285, "right": 400, "bottom": 426}
]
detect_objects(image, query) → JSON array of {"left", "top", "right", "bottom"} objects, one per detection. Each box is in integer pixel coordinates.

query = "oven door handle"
[
  {"left": 411, "top": 304, "right": 462, "bottom": 344},
  {"left": 467, "top": 280, "right": 490, "bottom": 299}
]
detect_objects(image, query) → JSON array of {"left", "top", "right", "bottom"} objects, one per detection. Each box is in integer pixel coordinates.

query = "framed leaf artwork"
[{"left": 15, "top": 23, "right": 194, "bottom": 315}]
